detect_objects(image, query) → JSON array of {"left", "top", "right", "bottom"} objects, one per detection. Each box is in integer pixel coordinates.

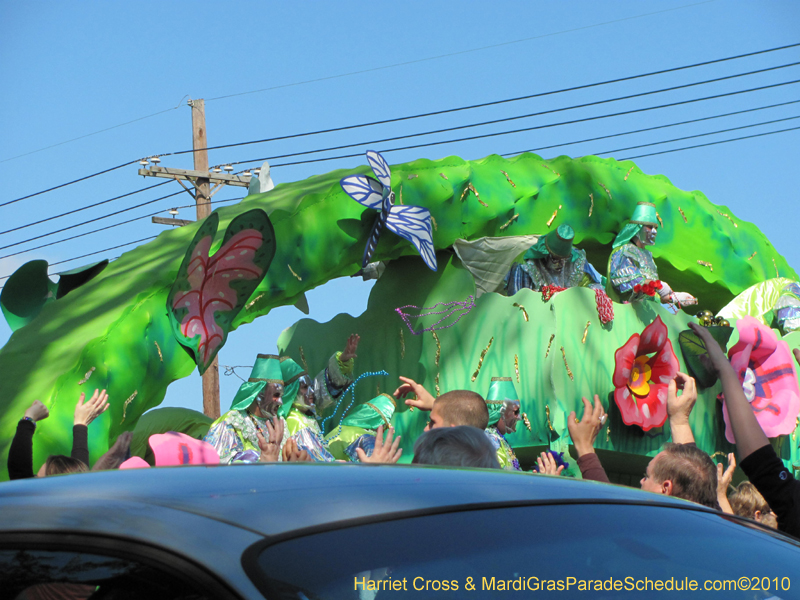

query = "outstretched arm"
[
  {"left": 567, "top": 395, "right": 610, "bottom": 483},
  {"left": 8, "top": 400, "right": 49, "bottom": 480},
  {"left": 716, "top": 453, "right": 736, "bottom": 514},
  {"left": 688, "top": 323, "right": 769, "bottom": 459},
  {"left": 667, "top": 372, "right": 697, "bottom": 445}
]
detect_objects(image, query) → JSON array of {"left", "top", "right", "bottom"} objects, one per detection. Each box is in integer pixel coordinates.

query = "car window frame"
[
  {"left": 0, "top": 531, "right": 245, "bottom": 600},
  {"left": 241, "top": 497, "right": 800, "bottom": 596}
]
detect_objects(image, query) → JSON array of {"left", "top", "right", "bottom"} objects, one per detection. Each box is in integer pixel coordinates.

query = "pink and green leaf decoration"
[{"left": 168, "top": 209, "right": 276, "bottom": 374}]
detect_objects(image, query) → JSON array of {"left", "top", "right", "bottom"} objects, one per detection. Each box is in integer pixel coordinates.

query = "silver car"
[{"left": 1, "top": 463, "right": 799, "bottom": 599}]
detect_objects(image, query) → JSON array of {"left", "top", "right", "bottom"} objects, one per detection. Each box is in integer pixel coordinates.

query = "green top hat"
[
  {"left": 613, "top": 202, "right": 658, "bottom": 248},
  {"left": 229, "top": 354, "right": 284, "bottom": 411},
  {"left": 277, "top": 356, "right": 308, "bottom": 418},
  {"left": 523, "top": 224, "right": 579, "bottom": 262},
  {"left": 485, "top": 377, "right": 519, "bottom": 426},
  {"left": 341, "top": 394, "right": 397, "bottom": 430}
]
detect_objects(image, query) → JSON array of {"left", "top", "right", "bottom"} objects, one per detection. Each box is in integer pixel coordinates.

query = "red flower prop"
[
  {"left": 612, "top": 316, "right": 680, "bottom": 431},
  {"left": 721, "top": 317, "right": 800, "bottom": 444},
  {"left": 633, "top": 279, "right": 663, "bottom": 297}
]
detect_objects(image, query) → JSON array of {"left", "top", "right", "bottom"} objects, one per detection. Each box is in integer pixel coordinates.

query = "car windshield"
[{"left": 253, "top": 503, "right": 799, "bottom": 599}]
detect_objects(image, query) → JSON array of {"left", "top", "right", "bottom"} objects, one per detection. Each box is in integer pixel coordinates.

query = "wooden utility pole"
[
  {"left": 139, "top": 99, "right": 256, "bottom": 420},
  {"left": 189, "top": 99, "right": 221, "bottom": 420}
]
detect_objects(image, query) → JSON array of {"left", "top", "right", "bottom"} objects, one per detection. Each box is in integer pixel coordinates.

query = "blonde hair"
[{"left": 728, "top": 481, "right": 770, "bottom": 520}]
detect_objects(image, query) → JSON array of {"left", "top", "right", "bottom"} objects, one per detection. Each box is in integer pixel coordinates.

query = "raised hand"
[
  {"left": 92, "top": 432, "right": 133, "bottom": 471},
  {"left": 74, "top": 389, "right": 110, "bottom": 426},
  {"left": 257, "top": 418, "right": 285, "bottom": 462},
  {"left": 282, "top": 438, "right": 312, "bottom": 462},
  {"left": 358, "top": 425, "right": 402, "bottom": 464},
  {"left": 688, "top": 322, "right": 730, "bottom": 373},
  {"left": 340, "top": 333, "right": 361, "bottom": 362},
  {"left": 667, "top": 372, "right": 697, "bottom": 444},
  {"left": 24, "top": 400, "right": 49, "bottom": 422},
  {"left": 716, "top": 453, "right": 737, "bottom": 514},
  {"left": 394, "top": 376, "right": 435, "bottom": 411},
  {"left": 567, "top": 395, "right": 606, "bottom": 457},
  {"left": 536, "top": 451, "right": 565, "bottom": 476}
]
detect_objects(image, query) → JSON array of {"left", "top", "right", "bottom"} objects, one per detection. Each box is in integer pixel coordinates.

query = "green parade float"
[{"left": 1, "top": 150, "right": 798, "bottom": 482}]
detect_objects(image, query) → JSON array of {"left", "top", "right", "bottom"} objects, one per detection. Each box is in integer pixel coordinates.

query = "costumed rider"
[
  {"left": 274, "top": 334, "right": 360, "bottom": 462},
  {"left": 506, "top": 224, "right": 605, "bottom": 295},
  {"left": 776, "top": 281, "right": 800, "bottom": 334},
  {"left": 204, "top": 354, "right": 287, "bottom": 464},
  {"left": 325, "top": 394, "right": 396, "bottom": 461},
  {"left": 484, "top": 377, "right": 522, "bottom": 471},
  {"left": 609, "top": 201, "right": 697, "bottom": 306}
]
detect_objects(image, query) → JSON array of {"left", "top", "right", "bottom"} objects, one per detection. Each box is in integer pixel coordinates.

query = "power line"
[
  {"left": 204, "top": 0, "right": 720, "bottom": 102},
  {"left": 5, "top": 81, "right": 797, "bottom": 251},
  {"left": 0, "top": 99, "right": 187, "bottom": 165},
  {"left": 0, "top": 236, "right": 158, "bottom": 282},
  {"left": 168, "top": 50, "right": 800, "bottom": 158},
  {"left": 593, "top": 114, "right": 800, "bottom": 156},
  {"left": 0, "top": 195, "right": 241, "bottom": 262},
  {"left": 502, "top": 101, "right": 800, "bottom": 155},
  {"left": 240, "top": 78, "right": 800, "bottom": 169},
  {"left": 0, "top": 2, "right": 715, "bottom": 166},
  {"left": 5, "top": 42, "right": 798, "bottom": 207},
  {"left": 0, "top": 180, "right": 172, "bottom": 236},
  {"left": 617, "top": 124, "right": 800, "bottom": 160},
  {"left": 229, "top": 84, "right": 800, "bottom": 169},
  {"left": 0, "top": 189, "right": 185, "bottom": 253}
]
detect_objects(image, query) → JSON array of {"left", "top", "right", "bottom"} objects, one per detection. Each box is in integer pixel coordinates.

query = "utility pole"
[
  {"left": 138, "top": 98, "right": 254, "bottom": 420},
  {"left": 190, "top": 99, "right": 220, "bottom": 420}
]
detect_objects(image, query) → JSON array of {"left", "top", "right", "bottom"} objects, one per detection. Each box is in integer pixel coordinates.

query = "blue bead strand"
[{"left": 319, "top": 370, "right": 389, "bottom": 443}]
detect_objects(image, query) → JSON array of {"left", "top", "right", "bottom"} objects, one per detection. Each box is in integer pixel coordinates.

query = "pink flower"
[
  {"left": 721, "top": 317, "right": 800, "bottom": 443},
  {"left": 612, "top": 316, "right": 680, "bottom": 431}
]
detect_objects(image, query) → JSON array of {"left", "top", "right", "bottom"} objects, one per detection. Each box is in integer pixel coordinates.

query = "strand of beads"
[
  {"left": 319, "top": 370, "right": 390, "bottom": 444},
  {"left": 396, "top": 295, "right": 475, "bottom": 334}
]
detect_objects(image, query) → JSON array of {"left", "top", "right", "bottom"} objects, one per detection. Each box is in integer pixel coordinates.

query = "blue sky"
[{"left": 1, "top": 0, "right": 798, "bottom": 412}]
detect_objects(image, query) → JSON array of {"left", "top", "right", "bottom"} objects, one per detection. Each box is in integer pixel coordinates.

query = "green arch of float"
[{"left": 0, "top": 152, "right": 797, "bottom": 479}]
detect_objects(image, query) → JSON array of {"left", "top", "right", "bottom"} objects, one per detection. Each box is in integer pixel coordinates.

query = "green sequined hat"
[
  {"left": 277, "top": 356, "right": 308, "bottom": 418},
  {"left": 613, "top": 202, "right": 658, "bottom": 248},
  {"left": 341, "top": 394, "right": 397, "bottom": 430},
  {"left": 485, "top": 377, "right": 519, "bottom": 426},
  {"left": 229, "top": 354, "right": 284, "bottom": 411},
  {"left": 523, "top": 224, "right": 579, "bottom": 262}
]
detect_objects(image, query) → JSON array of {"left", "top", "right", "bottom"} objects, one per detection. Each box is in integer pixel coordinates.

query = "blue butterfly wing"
[
  {"left": 385, "top": 205, "right": 437, "bottom": 271},
  {"left": 340, "top": 175, "right": 384, "bottom": 209},
  {"left": 366, "top": 150, "right": 392, "bottom": 189}
]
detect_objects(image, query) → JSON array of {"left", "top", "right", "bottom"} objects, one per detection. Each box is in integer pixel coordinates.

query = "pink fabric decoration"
[
  {"left": 148, "top": 431, "right": 220, "bottom": 466},
  {"left": 721, "top": 317, "right": 800, "bottom": 443},
  {"left": 119, "top": 456, "right": 150, "bottom": 470},
  {"left": 612, "top": 316, "right": 680, "bottom": 431}
]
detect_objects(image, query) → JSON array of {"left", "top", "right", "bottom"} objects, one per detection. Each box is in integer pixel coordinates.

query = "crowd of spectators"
[{"left": 5, "top": 328, "right": 800, "bottom": 542}]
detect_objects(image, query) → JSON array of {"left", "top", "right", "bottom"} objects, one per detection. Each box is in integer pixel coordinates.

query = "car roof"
[{"left": 0, "top": 463, "right": 709, "bottom": 537}]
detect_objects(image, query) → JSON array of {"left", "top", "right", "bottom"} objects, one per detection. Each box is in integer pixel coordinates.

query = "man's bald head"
[{"left": 434, "top": 390, "right": 489, "bottom": 430}]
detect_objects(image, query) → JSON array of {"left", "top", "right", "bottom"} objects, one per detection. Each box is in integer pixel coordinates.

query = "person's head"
[
  {"left": 728, "top": 481, "right": 773, "bottom": 523},
  {"left": 497, "top": 400, "right": 521, "bottom": 435},
  {"left": 640, "top": 443, "right": 718, "bottom": 508},
  {"left": 524, "top": 224, "right": 576, "bottom": 269},
  {"left": 279, "top": 357, "right": 314, "bottom": 418},
  {"left": 426, "top": 390, "right": 489, "bottom": 431},
  {"left": 485, "top": 377, "right": 521, "bottom": 434},
  {"left": 37, "top": 455, "right": 89, "bottom": 477},
  {"left": 256, "top": 382, "right": 284, "bottom": 417},
  {"left": 230, "top": 354, "right": 284, "bottom": 416},
  {"left": 412, "top": 426, "right": 500, "bottom": 469},
  {"left": 637, "top": 224, "right": 658, "bottom": 246}
]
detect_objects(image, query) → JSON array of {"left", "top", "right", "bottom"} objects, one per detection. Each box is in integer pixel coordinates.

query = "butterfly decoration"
[{"left": 340, "top": 150, "right": 436, "bottom": 274}]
